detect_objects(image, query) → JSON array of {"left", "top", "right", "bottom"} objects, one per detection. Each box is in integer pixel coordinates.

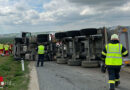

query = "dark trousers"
[
  {"left": 37, "top": 54, "right": 44, "bottom": 66},
  {"left": 107, "top": 66, "right": 121, "bottom": 81}
]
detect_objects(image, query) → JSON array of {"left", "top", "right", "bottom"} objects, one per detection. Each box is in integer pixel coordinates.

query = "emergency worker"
[
  {"left": 37, "top": 43, "right": 45, "bottom": 67},
  {"left": 101, "top": 34, "right": 128, "bottom": 90},
  {"left": 4, "top": 44, "right": 9, "bottom": 56},
  {"left": 0, "top": 43, "right": 4, "bottom": 54}
]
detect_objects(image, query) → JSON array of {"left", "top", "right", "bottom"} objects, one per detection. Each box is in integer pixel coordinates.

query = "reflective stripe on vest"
[
  {"left": 38, "top": 45, "right": 45, "bottom": 54},
  {"left": 108, "top": 80, "right": 115, "bottom": 84},
  {"left": 105, "top": 43, "right": 122, "bottom": 65}
]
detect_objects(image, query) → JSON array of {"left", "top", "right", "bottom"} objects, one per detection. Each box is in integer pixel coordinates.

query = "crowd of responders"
[{"left": 0, "top": 43, "right": 13, "bottom": 56}]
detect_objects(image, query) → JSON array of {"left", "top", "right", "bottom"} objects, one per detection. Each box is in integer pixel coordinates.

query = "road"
[{"left": 36, "top": 61, "right": 130, "bottom": 90}]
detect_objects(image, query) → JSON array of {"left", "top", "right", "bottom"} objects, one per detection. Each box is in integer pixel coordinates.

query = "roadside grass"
[{"left": 0, "top": 55, "right": 29, "bottom": 90}]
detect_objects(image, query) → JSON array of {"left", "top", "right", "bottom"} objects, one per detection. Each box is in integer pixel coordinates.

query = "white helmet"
[{"left": 111, "top": 34, "right": 119, "bottom": 40}]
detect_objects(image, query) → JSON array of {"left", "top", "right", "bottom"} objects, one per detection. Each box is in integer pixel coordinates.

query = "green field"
[{"left": 0, "top": 55, "right": 29, "bottom": 90}]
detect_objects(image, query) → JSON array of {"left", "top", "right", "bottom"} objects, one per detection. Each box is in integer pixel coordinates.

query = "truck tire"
[
  {"left": 57, "top": 58, "right": 67, "bottom": 64},
  {"left": 37, "top": 38, "right": 49, "bottom": 43},
  {"left": 67, "top": 60, "right": 81, "bottom": 66},
  {"left": 37, "top": 34, "right": 49, "bottom": 38},
  {"left": 15, "top": 38, "right": 23, "bottom": 44},
  {"left": 64, "top": 38, "right": 72, "bottom": 42},
  {"left": 55, "top": 32, "right": 67, "bottom": 39},
  {"left": 81, "top": 61, "right": 99, "bottom": 68},
  {"left": 37, "top": 34, "right": 49, "bottom": 42},
  {"left": 66, "top": 31, "right": 80, "bottom": 37},
  {"left": 80, "top": 28, "right": 97, "bottom": 35}
]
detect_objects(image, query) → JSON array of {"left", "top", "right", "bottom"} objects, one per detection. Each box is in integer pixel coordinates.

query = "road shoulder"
[{"left": 28, "top": 61, "right": 40, "bottom": 90}]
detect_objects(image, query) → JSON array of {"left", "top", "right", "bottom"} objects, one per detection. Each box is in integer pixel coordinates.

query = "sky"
[{"left": 0, "top": 0, "right": 130, "bottom": 34}]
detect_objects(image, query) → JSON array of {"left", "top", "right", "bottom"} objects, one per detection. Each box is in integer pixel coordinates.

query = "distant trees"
[{"left": 0, "top": 38, "right": 14, "bottom": 44}]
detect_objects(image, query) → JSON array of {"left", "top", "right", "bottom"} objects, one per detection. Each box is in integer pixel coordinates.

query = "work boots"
[
  {"left": 115, "top": 81, "right": 120, "bottom": 87},
  {"left": 109, "top": 83, "right": 115, "bottom": 90}
]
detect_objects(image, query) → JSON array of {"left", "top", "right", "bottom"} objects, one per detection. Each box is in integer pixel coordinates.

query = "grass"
[{"left": 0, "top": 55, "right": 29, "bottom": 90}]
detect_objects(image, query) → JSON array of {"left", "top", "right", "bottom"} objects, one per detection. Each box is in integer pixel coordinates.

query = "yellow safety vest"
[
  {"left": 0, "top": 44, "right": 4, "bottom": 49},
  {"left": 105, "top": 43, "right": 123, "bottom": 66},
  {"left": 38, "top": 45, "right": 45, "bottom": 54},
  {"left": 4, "top": 45, "right": 9, "bottom": 51}
]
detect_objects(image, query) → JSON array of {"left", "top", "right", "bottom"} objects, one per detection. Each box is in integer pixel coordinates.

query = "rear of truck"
[{"left": 118, "top": 27, "right": 130, "bottom": 65}]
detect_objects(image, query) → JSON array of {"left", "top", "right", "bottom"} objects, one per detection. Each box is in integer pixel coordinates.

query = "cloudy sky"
[{"left": 0, "top": 0, "right": 130, "bottom": 34}]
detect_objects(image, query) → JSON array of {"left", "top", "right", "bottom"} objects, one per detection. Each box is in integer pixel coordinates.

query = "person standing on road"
[
  {"left": 37, "top": 43, "right": 45, "bottom": 67},
  {"left": 101, "top": 34, "right": 128, "bottom": 90}
]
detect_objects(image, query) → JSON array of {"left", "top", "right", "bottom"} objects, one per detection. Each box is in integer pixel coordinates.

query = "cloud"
[
  {"left": 119, "top": 2, "right": 130, "bottom": 11},
  {"left": 80, "top": 7, "right": 96, "bottom": 15},
  {"left": 0, "top": 6, "right": 15, "bottom": 16},
  {"left": 24, "top": 10, "right": 39, "bottom": 20},
  {"left": 68, "top": 0, "right": 129, "bottom": 8},
  {"left": 0, "top": 0, "right": 130, "bottom": 34},
  {"left": 43, "top": 0, "right": 78, "bottom": 17}
]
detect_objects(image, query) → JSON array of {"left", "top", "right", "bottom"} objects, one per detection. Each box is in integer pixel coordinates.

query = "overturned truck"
[
  {"left": 55, "top": 26, "right": 130, "bottom": 67},
  {"left": 13, "top": 32, "right": 56, "bottom": 61},
  {"left": 54, "top": 27, "right": 116, "bottom": 67}
]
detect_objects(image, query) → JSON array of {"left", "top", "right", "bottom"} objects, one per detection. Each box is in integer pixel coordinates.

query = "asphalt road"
[{"left": 36, "top": 62, "right": 130, "bottom": 90}]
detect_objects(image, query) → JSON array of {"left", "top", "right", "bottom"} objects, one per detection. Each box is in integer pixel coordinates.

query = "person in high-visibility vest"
[
  {"left": 37, "top": 43, "right": 45, "bottom": 67},
  {"left": 0, "top": 43, "right": 4, "bottom": 55},
  {"left": 4, "top": 44, "right": 10, "bottom": 56},
  {"left": 101, "top": 34, "right": 128, "bottom": 90}
]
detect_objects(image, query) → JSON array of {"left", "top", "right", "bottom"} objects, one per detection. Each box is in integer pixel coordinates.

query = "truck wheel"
[
  {"left": 37, "top": 34, "right": 49, "bottom": 42},
  {"left": 37, "top": 34, "right": 49, "bottom": 38},
  {"left": 57, "top": 58, "right": 67, "bottom": 64},
  {"left": 67, "top": 60, "right": 81, "bottom": 66},
  {"left": 81, "top": 61, "right": 99, "bottom": 68},
  {"left": 55, "top": 32, "right": 67, "bottom": 39},
  {"left": 66, "top": 31, "right": 80, "bottom": 37},
  {"left": 15, "top": 38, "right": 23, "bottom": 44},
  {"left": 80, "top": 28, "right": 97, "bottom": 35},
  {"left": 37, "top": 37, "right": 49, "bottom": 43}
]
